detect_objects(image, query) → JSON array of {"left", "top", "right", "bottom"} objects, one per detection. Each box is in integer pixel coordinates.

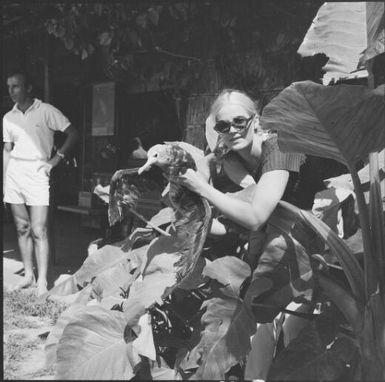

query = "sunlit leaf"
[
  {"left": 182, "top": 279, "right": 272, "bottom": 379},
  {"left": 261, "top": 81, "right": 385, "bottom": 166},
  {"left": 146, "top": 207, "right": 174, "bottom": 228},
  {"left": 45, "top": 304, "right": 88, "bottom": 368},
  {"left": 297, "top": 2, "right": 367, "bottom": 84},
  {"left": 186, "top": 297, "right": 256, "bottom": 379},
  {"left": 202, "top": 256, "right": 251, "bottom": 298},
  {"left": 91, "top": 260, "right": 138, "bottom": 300},
  {"left": 359, "top": 2, "right": 385, "bottom": 66},
  {"left": 122, "top": 235, "right": 181, "bottom": 326},
  {"left": 56, "top": 306, "right": 138, "bottom": 379},
  {"left": 132, "top": 313, "right": 156, "bottom": 360},
  {"left": 46, "top": 244, "right": 148, "bottom": 297}
]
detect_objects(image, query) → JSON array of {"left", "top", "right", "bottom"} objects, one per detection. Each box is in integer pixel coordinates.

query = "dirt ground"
[{"left": 3, "top": 282, "right": 67, "bottom": 380}]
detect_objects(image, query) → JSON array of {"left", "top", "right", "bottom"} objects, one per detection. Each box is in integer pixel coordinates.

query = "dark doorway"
[{"left": 117, "top": 90, "right": 181, "bottom": 168}]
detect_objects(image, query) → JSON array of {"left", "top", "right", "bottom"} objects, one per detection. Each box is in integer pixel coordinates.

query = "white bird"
[{"left": 130, "top": 137, "right": 148, "bottom": 159}]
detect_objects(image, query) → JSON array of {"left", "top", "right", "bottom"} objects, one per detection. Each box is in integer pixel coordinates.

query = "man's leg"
[
  {"left": 10, "top": 204, "right": 35, "bottom": 289},
  {"left": 30, "top": 205, "right": 50, "bottom": 295}
]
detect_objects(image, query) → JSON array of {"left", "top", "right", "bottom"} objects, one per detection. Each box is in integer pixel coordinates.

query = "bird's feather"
[{"left": 110, "top": 143, "right": 212, "bottom": 288}]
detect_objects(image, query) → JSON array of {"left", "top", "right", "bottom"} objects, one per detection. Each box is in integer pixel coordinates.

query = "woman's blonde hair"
[{"left": 210, "top": 89, "right": 258, "bottom": 121}]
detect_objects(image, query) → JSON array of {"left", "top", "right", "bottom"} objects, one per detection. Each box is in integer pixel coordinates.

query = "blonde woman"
[{"left": 176, "top": 89, "right": 318, "bottom": 379}]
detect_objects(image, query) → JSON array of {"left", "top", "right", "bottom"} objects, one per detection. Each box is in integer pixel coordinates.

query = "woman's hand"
[{"left": 175, "top": 168, "right": 210, "bottom": 197}]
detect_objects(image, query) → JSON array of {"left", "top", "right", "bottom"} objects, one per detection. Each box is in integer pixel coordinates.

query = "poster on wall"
[{"left": 92, "top": 82, "right": 115, "bottom": 136}]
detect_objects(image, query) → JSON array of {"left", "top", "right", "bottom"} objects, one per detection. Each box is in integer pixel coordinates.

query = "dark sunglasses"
[{"left": 214, "top": 116, "right": 253, "bottom": 134}]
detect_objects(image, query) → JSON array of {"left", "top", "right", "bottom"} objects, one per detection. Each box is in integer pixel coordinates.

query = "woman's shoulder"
[
  {"left": 260, "top": 131, "right": 305, "bottom": 172},
  {"left": 261, "top": 131, "right": 280, "bottom": 155}
]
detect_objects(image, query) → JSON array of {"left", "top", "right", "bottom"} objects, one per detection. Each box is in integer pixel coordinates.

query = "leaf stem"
[
  {"left": 348, "top": 165, "right": 376, "bottom": 301},
  {"left": 128, "top": 207, "right": 171, "bottom": 237}
]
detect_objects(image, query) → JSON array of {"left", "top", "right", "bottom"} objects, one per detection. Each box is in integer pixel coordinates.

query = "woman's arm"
[{"left": 178, "top": 168, "right": 289, "bottom": 231}]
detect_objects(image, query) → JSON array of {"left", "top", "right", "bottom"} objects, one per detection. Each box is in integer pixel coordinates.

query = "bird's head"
[{"left": 138, "top": 144, "right": 196, "bottom": 175}]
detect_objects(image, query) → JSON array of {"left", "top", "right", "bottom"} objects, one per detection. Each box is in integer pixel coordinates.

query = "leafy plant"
[
  {"left": 261, "top": 80, "right": 385, "bottom": 380},
  {"left": 45, "top": 81, "right": 383, "bottom": 380}
]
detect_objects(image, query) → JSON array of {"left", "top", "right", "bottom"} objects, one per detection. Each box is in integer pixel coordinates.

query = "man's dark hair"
[{"left": 7, "top": 69, "right": 33, "bottom": 87}]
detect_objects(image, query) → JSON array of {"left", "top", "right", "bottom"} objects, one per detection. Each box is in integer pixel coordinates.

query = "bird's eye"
[{"left": 153, "top": 153, "right": 158, "bottom": 158}]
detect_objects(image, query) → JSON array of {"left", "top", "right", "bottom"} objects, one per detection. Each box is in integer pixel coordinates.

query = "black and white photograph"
[{"left": 2, "top": 1, "right": 384, "bottom": 380}]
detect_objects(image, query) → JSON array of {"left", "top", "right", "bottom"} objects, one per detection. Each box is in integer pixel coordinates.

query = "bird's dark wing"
[
  {"left": 174, "top": 193, "right": 212, "bottom": 287},
  {"left": 108, "top": 167, "right": 164, "bottom": 226}
]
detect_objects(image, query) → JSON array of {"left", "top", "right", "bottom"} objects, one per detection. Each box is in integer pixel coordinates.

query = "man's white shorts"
[{"left": 3, "top": 158, "right": 50, "bottom": 206}]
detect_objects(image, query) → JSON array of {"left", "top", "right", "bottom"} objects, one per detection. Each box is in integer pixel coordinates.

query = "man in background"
[{"left": 3, "top": 70, "right": 79, "bottom": 295}]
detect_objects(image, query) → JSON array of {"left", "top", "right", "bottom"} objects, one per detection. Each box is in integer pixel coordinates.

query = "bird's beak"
[{"left": 138, "top": 157, "right": 157, "bottom": 174}]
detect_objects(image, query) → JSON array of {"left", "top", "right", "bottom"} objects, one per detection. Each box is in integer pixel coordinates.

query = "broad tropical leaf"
[
  {"left": 91, "top": 260, "right": 139, "bottom": 300},
  {"left": 45, "top": 304, "right": 88, "bottom": 368},
  {"left": 186, "top": 297, "right": 256, "bottom": 380},
  {"left": 183, "top": 279, "right": 272, "bottom": 379},
  {"left": 56, "top": 306, "right": 139, "bottom": 380},
  {"left": 202, "top": 256, "right": 251, "bottom": 298},
  {"left": 317, "top": 273, "right": 363, "bottom": 334},
  {"left": 358, "top": 2, "right": 385, "bottom": 66},
  {"left": 250, "top": 232, "right": 314, "bottom": 323},
  {"left": 268, "top": 311, "right": 358, "bottom": 381},
  {"left": 132, "top": 313, "right": 156, "bottom": 361},
  {"left": 261, "top": 81, "right": 385, "bottom": 166},
  {"left": 297, "top": 2, "right": 367, "bottom": 84},
  {"left": 122, "top": 234, "right": 182, "bottom": 326},
  {"left": 46, "top": 244, "right": 148, "bottom": 297},
  {"left": 276, "top": 201, "right": 365, "bottom": 302}
]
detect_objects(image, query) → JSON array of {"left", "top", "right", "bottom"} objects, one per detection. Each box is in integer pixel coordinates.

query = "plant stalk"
[{"left": 348, "top": 165, "right": 377, "bottom": 300}]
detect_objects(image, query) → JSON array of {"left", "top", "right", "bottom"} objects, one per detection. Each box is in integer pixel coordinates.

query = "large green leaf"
[
  {"left": 56, "top": 306, "right": 139, "bottom": 380},
  {"left": 268, "top": 312, "right": 358, "bottom": 381},
  {"left": 261, "top": 81, "right": 385, "bottom": 166},
  {"left": 297, "top": 2, "right": 367, "bottom": 84}
]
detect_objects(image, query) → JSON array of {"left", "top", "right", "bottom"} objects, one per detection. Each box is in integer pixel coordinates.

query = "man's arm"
[
  {"left": 3, "top": 142, "right": 13, "bottom": 175},
  {"left": 48, "top": 125, "right": 79, "bottom": 168},
  {"left": 3, "top": 142, "right": 13, "bottom": 189}
]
